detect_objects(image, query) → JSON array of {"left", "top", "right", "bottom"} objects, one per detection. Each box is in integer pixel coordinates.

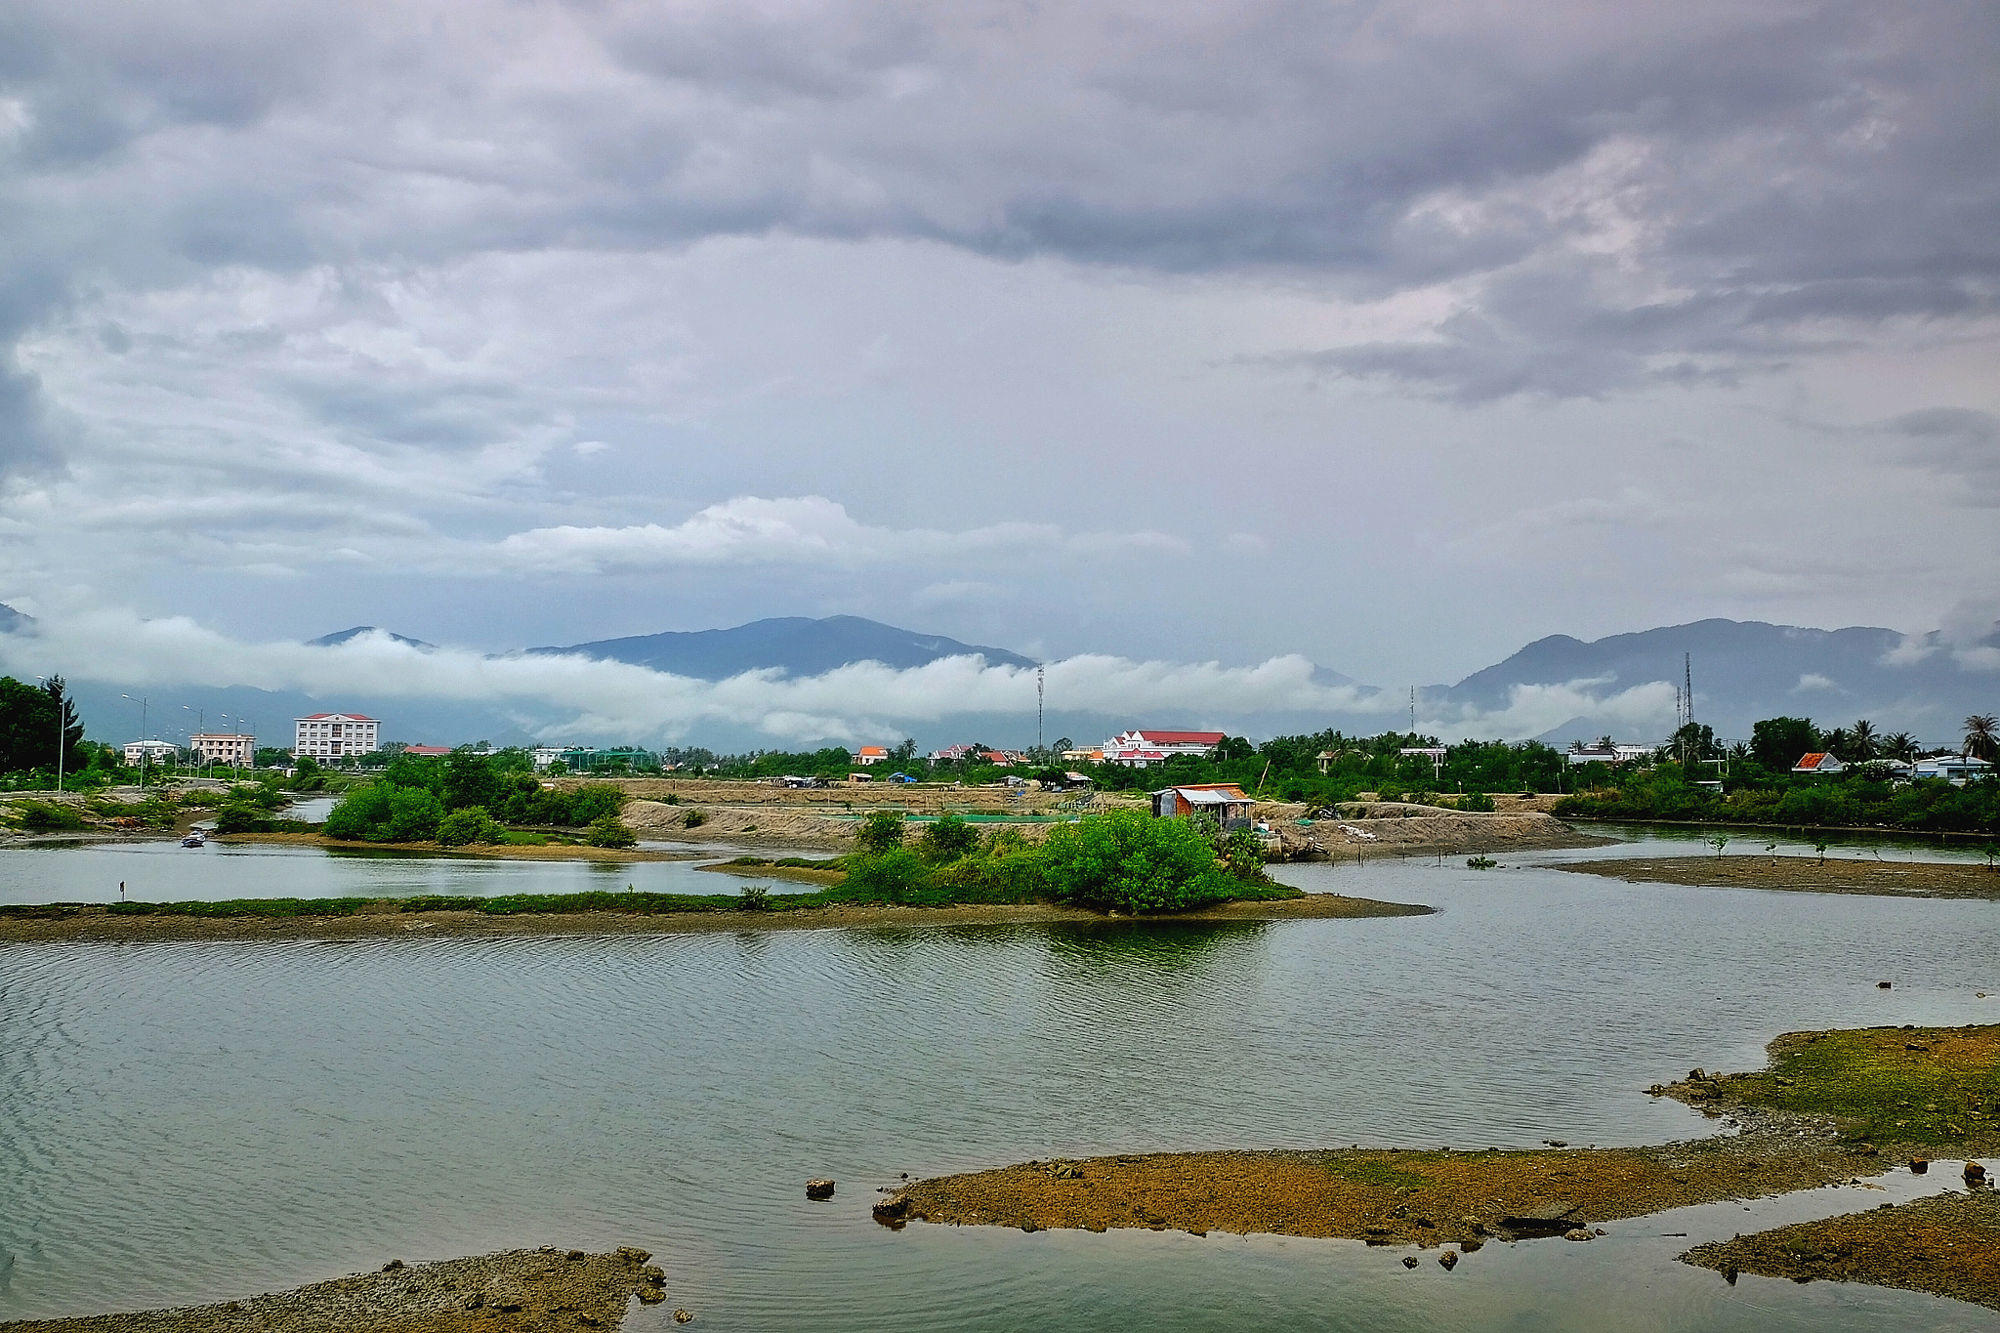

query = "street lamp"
[
  {"left": 32, "top": 675, "right": 63, "bottom": 793},
  {"left": 121, "top": 694, "right": 150, "bottom": 785}
]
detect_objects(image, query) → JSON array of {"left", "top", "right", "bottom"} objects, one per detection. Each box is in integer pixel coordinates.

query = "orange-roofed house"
[
  {"left": 1791, "top": 751, "right": 1847, "bottom": 775},
  {"left": 853, "top": 745, "right": 889, "bottom": 766}
]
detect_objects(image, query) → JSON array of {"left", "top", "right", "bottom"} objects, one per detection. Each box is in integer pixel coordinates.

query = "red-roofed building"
[
  {"left": 853, "top": 745, "right": 889, "bottom": 766},
  {"left": 293, "top": 712, "right": 380, "bottom": 760},
  {"left": 1791, "top": 751, "right": 1847, "bottom": 775},
  {"left": 1104, "top": 729, "right": 1227, "bottom": 768},
  {"left": 401, "top": 745, "right": 452, "bottom": 758}
]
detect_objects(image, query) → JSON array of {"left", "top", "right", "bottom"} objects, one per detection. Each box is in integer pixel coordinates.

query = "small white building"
[
  {"left": 1103, "top": 730, "right": 1225, "bottom": 767},
  {"left": 293, "top": 712, "right": 380, "bottom": 760},
  {"left": 122, "top": 739, "right": 179, "bottom": 766},
  {"left": 853, "top": 745, "right": 888, "bottom": 766},
  {"left": 190, "top": 732, "right": 256, "bottom": 767}
]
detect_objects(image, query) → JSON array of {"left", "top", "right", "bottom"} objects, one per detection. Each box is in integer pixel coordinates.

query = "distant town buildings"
[
  {"left": 1912, "top": 755, "right": 1994, "bottom": 784},
  {"left": 190, "top": 732, "right": 256, "bottom": 767},
  {"left": 530, "top": 745, "right": 658, "bottom": 772},
  {"left": 1103, "top": 730, "right": 1226, "bottom": 767},
  {"left": 122, "top": 739, "right": 179, "bottom": 766},
  {"left": 1565, "top": 741, "right": 1655, "bottom": 766},
  {"left": 293, "top": 713, "right": 380, "bottom": 760}
]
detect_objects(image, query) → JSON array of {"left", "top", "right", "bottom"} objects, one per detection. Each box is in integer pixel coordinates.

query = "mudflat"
[
  {"left": 1682, "top": 1188, "right": 2000, "bottom": 1311},
  {"left": 0, "top": 891, "right": 1431, "bottom": 944},
  {"left": 0, "top": 1247, "right": 668, "bottom": 1333},
  {"left": 878, "top": 1024, "right": 2000, "bottom": 1305},
  {"left": 1557, "top": 854, "right": 2000, "bottom": 899}
]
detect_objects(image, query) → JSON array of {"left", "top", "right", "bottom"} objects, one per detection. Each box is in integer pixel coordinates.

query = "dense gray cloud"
[{"left": 0, "top": 0, "right": 1996, "bottom": 706}]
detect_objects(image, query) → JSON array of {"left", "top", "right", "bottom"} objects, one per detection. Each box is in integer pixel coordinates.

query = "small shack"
[{"left": 1151, "top": 783, "right": 1254, "bottom": 830}]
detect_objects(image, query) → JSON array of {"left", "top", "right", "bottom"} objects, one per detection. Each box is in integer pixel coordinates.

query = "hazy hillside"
[{"left": 537, "top": 615, "right": 1035, "bottom": 679}]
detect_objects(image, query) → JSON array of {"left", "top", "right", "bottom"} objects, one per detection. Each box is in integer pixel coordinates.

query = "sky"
[{"left": 0, "top": 0, "right": 1996, "bottom": 743}]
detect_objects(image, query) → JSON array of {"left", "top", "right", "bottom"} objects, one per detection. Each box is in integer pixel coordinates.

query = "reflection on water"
[{"left": 0, "top": 842, "right": 1996, "bottom": 1330}]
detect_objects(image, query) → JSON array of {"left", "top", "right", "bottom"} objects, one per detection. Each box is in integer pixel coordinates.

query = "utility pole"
[
  {"left": 1409, "top": 687, "right": 1416, "bottom": 735},
  {"left": 122, "top": 693, "right": 150, "bottom": 785},
  {"left": 1036, "top": 664, "right": 1044, "bottom": 755}
]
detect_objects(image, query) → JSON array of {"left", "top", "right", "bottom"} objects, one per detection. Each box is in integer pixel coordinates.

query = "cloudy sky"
[{"left": 1, "top": 0, "right": 1995, "bottom": 707}]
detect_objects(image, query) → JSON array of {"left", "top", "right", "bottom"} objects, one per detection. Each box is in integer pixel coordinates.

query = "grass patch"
[
  {"left": 107, "top": 897, "right": 373, "bottom": 918},
  {"left": 1678, "top": 1025, "right": 2000, "bottom": 1147},
  {"left": 1315, "top": 1156, "right": 1433, "bottom": 1190}
]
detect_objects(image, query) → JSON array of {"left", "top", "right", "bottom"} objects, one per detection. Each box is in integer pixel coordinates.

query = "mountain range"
[{"left": 2, "top": 606, "right": 1995, "bottom": 750}]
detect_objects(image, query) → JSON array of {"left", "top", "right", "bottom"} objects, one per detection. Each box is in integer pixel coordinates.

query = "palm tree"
[
  {"left": 1821, "top": 726, "right": 1851, "bottom": 759},
  {"left": 1849, "top": 719, "right": 1878, "bottom": 761},
  {"left": 1966, "top": 714, "right": 1999, "bottom": 763},
  {"left": 1882, "top": 731, "right": 1919, "bottom": 763}
]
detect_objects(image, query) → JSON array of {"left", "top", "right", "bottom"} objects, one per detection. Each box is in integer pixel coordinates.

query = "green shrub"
[
  {"left": 841, "top": 847, "right": 930, "bottom": 903},
  {"left": 916, "top": 813, "right": 980, "bottom": 863},
  {"left": 584, "top": 815, "right": 637, "bottom": 848},
  {"left": 738, "top": 884, "right": 771, "bottom": 911},
  {"left": 1459, "top": 791, "right": 1495, "bottom": 812},
  {"left": 1040, "top": 809, "right": 1239, "bottom": 913},
  {"left": 682, "top": 808, "right": 707, "bottom": 829},
  {"left": 436, "top": 807, "right": 502, "bottom": 847},
  {"left": 11, "top": 799, "right": 86, "bottom": 831},
  {"left": 855, "top": 809, "right": 905, "bottom": 854}
]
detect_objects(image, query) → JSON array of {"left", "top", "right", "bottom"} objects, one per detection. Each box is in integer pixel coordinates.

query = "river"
[{"left": 0, "top": 836, "right": 1995, "bottom": 1329}]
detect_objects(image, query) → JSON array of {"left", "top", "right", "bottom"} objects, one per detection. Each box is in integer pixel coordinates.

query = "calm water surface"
[
  {"left": 1, "top": 839, "right": 1996, "bottom": 1330},
  {"left": 0, "top": 839, "right": 808, "bottom": 906}
]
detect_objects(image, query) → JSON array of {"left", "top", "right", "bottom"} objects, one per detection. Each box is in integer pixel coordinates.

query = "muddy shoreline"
[
  {"left": 1558, "top": 854, "right": 2000, "bottom": 899},
  {"left": 0, "top": 891, "right": 1431, "bottom": 944},
  {"left": 877, "top": 1025, "right": 2000, "bottom": 1306},
  {"left": 0, "top": 1247, "right": 667, "bottom": 1332},
  {"left": 1683, "top": 1187, "right": 2000, "bottom": 1310}
]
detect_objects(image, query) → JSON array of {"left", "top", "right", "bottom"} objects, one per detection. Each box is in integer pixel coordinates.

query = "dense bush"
[
  {"left": 1040, "top": 808, "right": 1242, "bottom": 913},
  {"left": 584, "top": 814, "right": 637, "bottom": 848},
  {"left": 915, "top": 813, "right": 980, "bottom": 863},
  {"left": 10, "top": 799, "right": 86, "bottom": 831},
  {"left": 436, "top": 807, "right": 503, "bottom": 847},
  {"left": 855, "top": 809, "right": 905, "bottom": 854},
  {"left": 324, "top": 782, "right": 445, "bottom": 842}
]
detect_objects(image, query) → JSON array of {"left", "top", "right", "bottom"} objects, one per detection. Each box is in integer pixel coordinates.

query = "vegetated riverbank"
[
  {"left": 0, "top": 1246, "right": 667, "bottom": 1333},
  {"left": 0, "top": 889, "right": 1430, "bottom": 944},
  {"left": 1682, "top": 1188, "right": 2000, "bottom": 1311},
  {"left": 877, "top": 1025, "right": 2000, "bottom": 1307},
  {"left": 1558, "top": 854, "right": 2000, "bottom": 900},
  {"left": 211, "top": 829, "right": 693, "bottom": 862}
]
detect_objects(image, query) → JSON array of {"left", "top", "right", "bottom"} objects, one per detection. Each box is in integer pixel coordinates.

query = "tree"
[
  {"left": 1040, "top": 808, "right": 1237, "bottom": 913},
  {"left": 1882, "top": 731, "right": 1919, "bottom": 763},
  {"left": 0, "top": 675, "right": 73, "bottom": 774},
  {"left": 1820, "top": 727, "right": 1851, "bottom": 760},
  {"left": 1965, "top": 714, "right": 1999, "bottom": 763},
  {"left": 1751, "top": 717, "right": 1819, "bottom": 770},
  {"left": 1848, "top": 719, "right": 1879, "bottom": 761}
]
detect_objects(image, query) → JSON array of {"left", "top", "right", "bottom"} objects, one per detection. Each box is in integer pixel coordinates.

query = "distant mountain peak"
[
  {"left": 308, "top": 626, "right": 435, "bottom": 650},
  {"left": 536, "top": 614, "right": 1035, "bottom": 680}
]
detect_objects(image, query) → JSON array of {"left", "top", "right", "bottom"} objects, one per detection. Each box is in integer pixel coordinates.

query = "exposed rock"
[
  {"left": 806, "top": 1178, "right": 836, "bottom": 1200},
  {"left": 1401, "top": 1256, "right": 1419, "bottom": 1269},
  {"left": 1564, "top": 1229, "right": 1594, "bottom": 1242},
  {"left": 1437, "top": 1250, "right": 1459, "bottom": 1271}
]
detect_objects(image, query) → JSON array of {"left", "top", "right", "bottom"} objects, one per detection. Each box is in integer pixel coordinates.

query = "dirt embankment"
[
  {"left": 0, "top": 891, "right": 1431, "bottom": 945},
  {"left": 876, "top": 1024, "right": 2000, "bottom": 1306},
  {"left": 0, "top": 1247, "right": 669, "bottom": 1333},
  {"left": 1683, "top": 1189, "right": 2000, "bottom": 1311},
  {"left": 1257, "top": 802, "right": 1606, "bottom": 861},
  {"left": 1558, "top": 854, "right": 2000, "bottom": 900}
]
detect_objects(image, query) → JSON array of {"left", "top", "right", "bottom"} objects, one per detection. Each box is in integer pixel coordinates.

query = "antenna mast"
[{"left": 1036, "top": 664, "right": 1045, "bottom": 754}]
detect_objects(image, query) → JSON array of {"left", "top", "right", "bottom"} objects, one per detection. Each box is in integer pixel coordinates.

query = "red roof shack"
[{"left": 1791, "top": 751, "right": 1847, "bottom": 775}]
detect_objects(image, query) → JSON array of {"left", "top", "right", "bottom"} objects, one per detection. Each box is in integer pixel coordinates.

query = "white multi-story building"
[
  {"left": 190, "top": 732, "right": 257, "bottom": 767},
  {"left": 293, "top": 713, "right": 380, "bottom": 760},
  {"left": 122, "top": 739, "right": 180, "bottom": 767},
  {"left": 1102, "top": 730, "right": 1226, "bottom": 767}
]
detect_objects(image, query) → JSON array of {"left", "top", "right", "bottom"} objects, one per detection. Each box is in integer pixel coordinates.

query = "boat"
[{"left": 181, "top": 832, "right": 207, "bottom": 848}]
